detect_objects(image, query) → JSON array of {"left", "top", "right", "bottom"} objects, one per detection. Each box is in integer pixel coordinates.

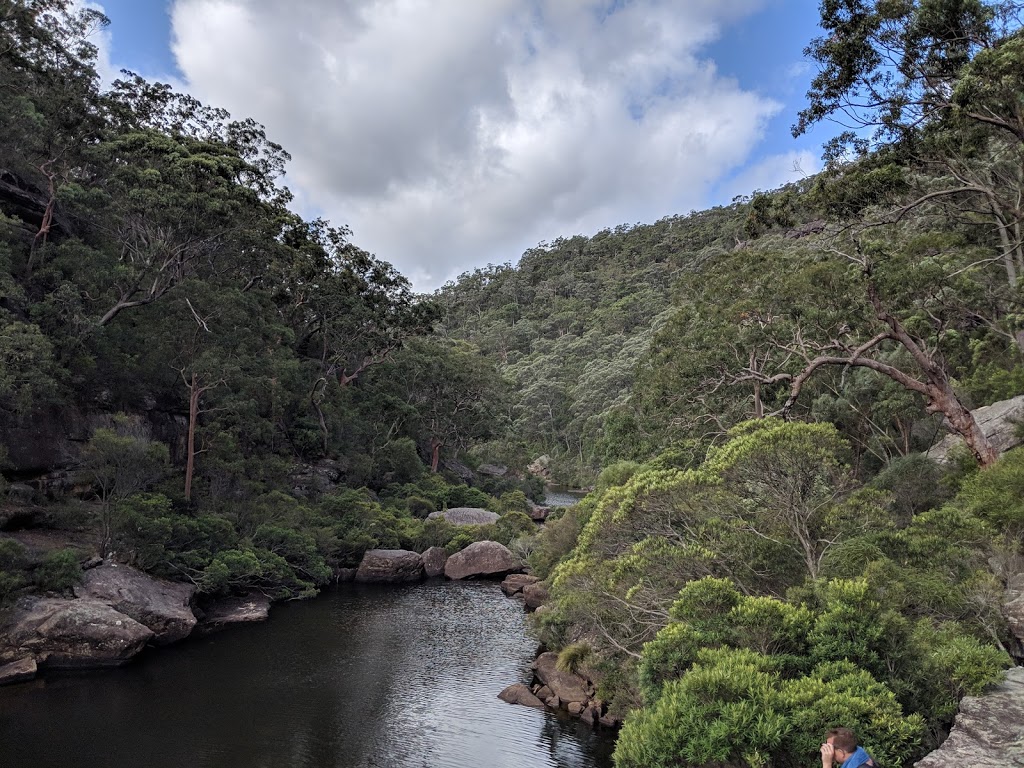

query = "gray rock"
[
  {"left": 421, "top": 547, "right": 447, "bottom": 578},
  {"left": 196, "top": 593, "right": 271, "bottom": 636},
  {"left": 75, "top": 563, "right": 197, "bottom": 645},
  {"left": 444, "top": 541, "right": 521, "bottom": 580},
  {"left": 527, "top": 455, "right": 552, "bottom": 478},
  {"left": 355, "top": 549, "right": 424, "bottom": 584},
  {"left": 477, "top": 464, "right": 508, "bottom": 477},
  {"left": 0, "top": 597, "right": 154, "bottom": 668},
  {"left": 568, "top": 701, "right": 584, "bottom": 715},
  {"left": 915, "top": 667, "right": 1024, "bottom": 767},
  {"left": 426, "top": 507, "right": 500, "bottom": 526},
  {"left": 0, "top": 657, "right": 37, "bottom": 686},
  {"left": 523, "top": 582, "right": 550, "bottom": 610},
  {"left": 927, "top": 395, "right": 1024, "bottom": 464},
  {"left": 526, "top": 502, "right": 550, "bottom": 522},
  {"left": 501, "top": 573, "right": 540, "bottom": 596},
  {"left": 531, "top": 652, "right": 590, "bottom": 705},
  {"left": 334, "top": 568, "right": 357, "bottom": 583},
  {"left": 599, "top": 712, "right": 622, "bottom": 728},
  {"left": 497, "top": 683, "right": 546, "bottom": 708},
  {"left": 5, "top": 483, "right": 34, "bottom": 503}
]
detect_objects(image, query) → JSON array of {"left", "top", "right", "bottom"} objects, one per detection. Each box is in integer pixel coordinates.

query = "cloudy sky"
[{"left": 89, "top": 0, "right": 829, "bottom": 290}]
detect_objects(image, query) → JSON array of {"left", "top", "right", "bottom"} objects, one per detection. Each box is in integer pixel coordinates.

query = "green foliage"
[
  {"left": 34, "top": 548, "right": 82, "bottom": 592},
  {"left": 0, "top": 538, "right": 27, "bottom": 603},
  {"left": 956, "top": 447, "right": 1024, "bottom": 536}
]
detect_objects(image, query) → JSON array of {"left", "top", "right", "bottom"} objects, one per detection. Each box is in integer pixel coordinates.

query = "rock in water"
[
  {"left": 498, "top": 683, "right": 546, "bottom": 708},
  {"left": 421, "top": 547, "right": 447, "bottom": 578},
  {"left": 75, "top": 563, "right": 197, "bottom": 645},
  {"left": 355, "top": 549, "right": 425, "bottom": 583},
  {"left": 196, "top": 593, "right": 271, "bottom": 636},
  {"left": 500, "top": 573, "right": 540, "bottom": 596},
  {"left": 426, "top": 508, "right": 500, "bottom": 526},
  {"left": 523, "top": 582, "right": 550, "bottom": 610},
  {"left": 0, "top": 597, "right": 154, "bottom": 668},
  {"left": 444, "top": 541, "right": 521, "bottom": 580},
  {"left": 0, "top": 657, "right": 37, "bottom": 686},
  {"left": 915, "top": 667, "right": 1024, "bottom": 767},
  {"left": 531, "top": 652, "right": 590, "bottom": 705}
]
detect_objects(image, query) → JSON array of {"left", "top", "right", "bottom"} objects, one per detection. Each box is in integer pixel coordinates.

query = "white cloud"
[
  {"left": 720, "top": 149, "right": 820, "bottom": 201},
  {"left": 168, "top": 0, "right": 778, "bottom": 289}
]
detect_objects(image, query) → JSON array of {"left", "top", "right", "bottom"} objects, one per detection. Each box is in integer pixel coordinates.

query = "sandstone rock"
[
  {"left": 545, "top": 695, "right": 561, "bottom": 708},
  {"left": 477, "top": 464, "right": 508, "bottom": 477},
  {"left": 426, "top": 507, "right": 500, "bottom": 526},
  {"left": 581, "top": 705, "right": 599, "bottom": 725},
  {"left": 531, "top": 652, "right": 590, "bottom": 704},
  {"left": 527, "top": 455, "right": 552, "bottom": 479},
  {"left": 75, "top": 563, "right": 197, "bottom": 645},
  {"left": 355, "top": 549, "right": 424, "bottom": 584},
  {"left": 501, "top": 573, "right": 540, "bottom": 596},
  {"left": 0, "top": 597, "right": 154, "bottom": 668},
  {"left": 915, "top": 667, "right": 1024, "bottom": 767},
  {"left": 196, "top": 593, "right": 271, "bottom": 636},
  {"left": 0, "top": 657, "right": 37, "bottom": 686},
  {"left": 927, "top": 395, "right": 1024, "bottom": 464},
  {"left": 599, "top": 713, "right": 622, "bottom": 728},
  {"left": 568, "top": 701, "right": 584, "bottom": 716},
  {"left": 523, "top": 582, "right": 550, "bottom": 610},
  {"left": 444, "top": 541, "right": 521, "bottom": 580},
  {"left": 421, "top": 547, "right": 447, "bottom": 578},
  {"left": 498, "top": 683, "right": 546, "bottom": 708},
  {"left": 526, "top": 502, "right": 550, "bottom": 522}
]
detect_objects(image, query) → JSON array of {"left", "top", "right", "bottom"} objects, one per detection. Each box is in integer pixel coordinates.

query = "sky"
[{"left": 87, "top": 0, "right": 830, "bottom": 290}]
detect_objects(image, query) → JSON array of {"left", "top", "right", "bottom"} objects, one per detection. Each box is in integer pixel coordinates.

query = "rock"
[
  {"left": 526, "top": 502, "right": 550, "bottom": 522},
  {"left": 531, "top": 652, "right": 590, "bottom": 705},
  {"left": 334, "top": 567, "right": 357, "bottom": 583},
  {"left": 287, "top": 459, "right": 346, "bottom": 498},
  {"left": 545, "top": 695, "right": 561, "bottom": 708},
  {"left": 498, "top": 683, "right": 546, "bottom": 708},
  {"left": 426, "top": 507, "right": 500, "bottom": 526},
  {"left": 927, "top": 395, "right": 1024, "bottom": 464},
  {"left": 537, "top": 685, "right": 553, "bottom": 700},
  {"left": 74, "top": 563, "right": 197, "bottom": 645},
  {"left": 581, "top": 705, "right": 598, "bottom": 725},
  {"left": 784, "top": 219, "right": 827, "bottom": 239},
  {"left": 523, "top": 582, "right": 550, "bottom": 610},
  {"left": 0, "top": 597, "right": 154, "bottom": 668},
  {"left": 196, "top": 593, "right": 271, "bottom": 636},
  {"left": 82, "top": 556, "right": 103, "bottom": 570},
  {"left": 568, "top": 701, "right": 585, "bottom": 715},
  {"left": 501, "top": 573, "right": 540, "bottom": 596},
  {"left": 421, "top": 547, "right": 447, "bottom": 578},
  {"left": 477, "top": 464, "right": 508, "bottom": 477},
  {"left": 915, "top": 667, "right": 1024, "bottom": 767},
  {"left": 527, "top": 455, "right": 552, "bottom": 479},
  {"left": 0, "top": 657, "right": 37, "bottom": 686},
  {"left": 5, "top": 483, "right": 34, "bottom": 504},
  {"left": 355, "top": 549, "right": 424, "bottom": 584},
  {"left": 444, "top": 541, "right": 521, "bottom": 580},
  {"left": 599, "top": 713, "right": 622, "bottom": 728}
]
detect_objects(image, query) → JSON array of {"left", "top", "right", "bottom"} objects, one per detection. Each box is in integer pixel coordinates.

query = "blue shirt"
[{"left": 841, "top": 746, "right": 875, "bottom": 768}]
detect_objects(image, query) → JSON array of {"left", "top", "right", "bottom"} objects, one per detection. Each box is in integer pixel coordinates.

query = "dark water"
[{"left": 0, "top": 582, "right": 614, "bottom": 768}]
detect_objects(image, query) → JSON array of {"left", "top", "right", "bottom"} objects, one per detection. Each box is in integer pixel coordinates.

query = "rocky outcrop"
[
  {"left": 287, "top": 459, "right": 345, "bottom": 498},
  {"left": 0, "top": 657, "right": 37, "bottom": 685},
  {"left": 526, "top": 501, "right": 550, "bottom": 522},
  {"left": 505, "top": 650, "right": 621, "bottom": 727},
  {"left": 500, "top": 573, "right": 540, "bottom": 596},
  {"left": 784, "top": 219, "right": 826, "bottom": 239},
  {"left": 74, "top": 563, "right": 197, "bottom": 645},
  {"left": 426, "top": 507, "right": 500, "bottom": 526},
  {"left": 498, "top": 683, "right": 545, "bottom": 708},
  {"left": 444, "top": 541, "right": 521, "bottom": 580},
  {"left": 0, "top": 597, "right": 154, "bottom": 668},
  {"left": 421, "top": 547, "right": 447, "bottom": 578},
  {"left": 915, "top": 667, "right": 1024, "bottom": 767},
  {"left": 927, "top": 395, "right": 1024, "bottom": 464},
  {"left": 527, "top": 455, "right": 552, "bottom": 479},
  {"left": 196, "top": 593, "right": 271, "bottom": 636},
  {"left": 523, "top": 582, "right": 550, "bottom": 611},
  {"left": 477, "top": 464, "right": 508, "bottom": 477},
  {"left": 531, "top": 652, "right": 591, "bottom": 704},
  {"left": 355, "top": 549, "right": 425, "bottom": 584}
]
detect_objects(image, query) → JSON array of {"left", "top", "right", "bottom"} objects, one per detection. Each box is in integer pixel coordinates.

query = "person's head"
[{"left": 826, "top": 727, "right": 859, "bottom": 762}]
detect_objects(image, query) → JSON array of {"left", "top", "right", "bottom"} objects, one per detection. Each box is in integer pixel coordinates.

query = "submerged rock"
[
  {"left": 196, "top": 593, "right": 271, "bottom": 636},
  {"left": 75, "top": 563, "right": 197, "bottom": 645},
  {"left": 355, "top": 549, "right": 424, "bottom": 584},
  {"left": 498, "top": 683, "right": 545, "bottom": 708},
  {"left": 915, "top": 667, "right": 1024, "bottom": 767},
  {"left": 0, "top": 597, "right": 154, "bottom": 668},
  {"left": 444, "top": 541, "right": 521, "bottom": 580}
]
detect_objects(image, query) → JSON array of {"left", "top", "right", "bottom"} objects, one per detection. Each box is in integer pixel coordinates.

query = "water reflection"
[{"left": 0, "top": 582, "right": 614, "bottom": 768}]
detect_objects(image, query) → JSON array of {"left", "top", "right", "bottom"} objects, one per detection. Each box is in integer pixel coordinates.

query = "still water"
[{"left": 0, "top": 582, "right": 615, "bottom": 768}]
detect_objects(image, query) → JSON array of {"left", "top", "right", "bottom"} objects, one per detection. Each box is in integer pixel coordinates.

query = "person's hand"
[{"left": 820, "top": 742, "right": 835, "bottom": 768}]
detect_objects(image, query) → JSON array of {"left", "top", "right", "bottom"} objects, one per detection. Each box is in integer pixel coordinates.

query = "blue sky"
[{"left": 89, "top": 1, "right": 830, "bottom": 289}]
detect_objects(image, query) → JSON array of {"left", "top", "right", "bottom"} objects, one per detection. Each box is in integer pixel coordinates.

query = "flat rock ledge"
[
  {"left": 0, "top": 657, "right": 37, "bottom": 686},
  {"left": 355, "top": 549, "right": 424, "bottom": 584},
  {"left": 501, "top": 573, "right": 540, "bottom": 596},
  {"left": 426, "top": 507, "right": 500, "bottom": 526},
  {"left": 498, "top": 682, "right": 545, "bottom": 708},
  {"left": 444, "top": 541, "right": 521, "bottom": 580},
  {"left": 915, "top": 666, "right": 1024, "bottom": 767},
  {"left": 0, "top": 597, "right": 154, "bottom": 669},
  {"left": 927, "top": 395, "right": 1024, "bottom": 464},
  {"left": 196, "top": 593, "right": 271, "bottom": 636},
  {"left": 75, "top": 563, "right": 197, "bottom": 645}
]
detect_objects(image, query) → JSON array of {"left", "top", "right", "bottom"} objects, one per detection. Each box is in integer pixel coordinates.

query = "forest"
[{"left": 3, "top": 1, "right": 1024, "bottom": 766}]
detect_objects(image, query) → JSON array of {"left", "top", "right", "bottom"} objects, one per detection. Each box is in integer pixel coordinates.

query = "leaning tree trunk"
[{"left": 430, "top": 437, "right": 442, "bottom": 473}]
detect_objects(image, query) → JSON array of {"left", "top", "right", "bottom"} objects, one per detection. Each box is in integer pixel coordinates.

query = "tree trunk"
[
  {"left": 929, "top": 383, "right": 1000, "bottom": 467},
  {"left": 430, "top": 437, "right": 442, "bottom": 473},
  {"left": 185, "top": 373, "right": 200, "bottom": 501}
]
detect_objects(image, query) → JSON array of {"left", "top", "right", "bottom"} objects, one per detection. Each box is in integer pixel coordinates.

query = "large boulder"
[
  {"left": 523, "top": 582, "right": 550, "bottom": 611},
  {"left": 0, "top": 597, "right": 154, "bottom": 668},
  {"left": 74, "top": 563, "right": 197, "bottom": 645},
  {"left": 426, "top": 508, "right": 500, "bottom": 526},
  {"left": 196, "top": 593, "right": 271, "bottom": 636},
  {"left": 915, "top": 667, "right": 1024, "bottom": 767},
  {"left": 355, "top": 549, "right": 424, "bottom": 584},
  {"left": 444, "top": 541, "right": 521, "bottom": 580},
  {"left": 421, "top": 547, "right": 447, "bottom": 578},
  {"left": 531, "top": 651, "right": 590, "bottom": 705},
  {"left": 501, "top": 573, "right": 540, "bottom": 596},
  {"left": 927, "top": 395, "right": 1024, "bottom": 464},
  {"left": 498, "top": 683, "right": 545, "bottom": 708}
]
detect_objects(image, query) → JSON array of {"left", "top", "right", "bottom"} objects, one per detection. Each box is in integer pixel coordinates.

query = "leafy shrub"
[
  {"left": 34, "top": 548, "right": 82, "bottom": 592},
  {"left": 0, "top": 538, "right": 26, "bottom": 603}
]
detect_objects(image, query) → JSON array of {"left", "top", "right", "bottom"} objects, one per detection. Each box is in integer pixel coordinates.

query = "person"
[{"left": 820, "top": 727, "right": 877, "bottom": 768}]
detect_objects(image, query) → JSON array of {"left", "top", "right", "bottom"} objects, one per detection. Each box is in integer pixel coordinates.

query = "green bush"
[
  {"left": 34, "top": 548, "right": 82, "bottom": 592},
  {"left": 0, "top": 538, "right": 26, "bottom": 603}
]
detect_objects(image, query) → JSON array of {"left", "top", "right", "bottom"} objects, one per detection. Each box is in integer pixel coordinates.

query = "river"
[{"left": 0, "top": 582, "right": 615, "bottom": 768}]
